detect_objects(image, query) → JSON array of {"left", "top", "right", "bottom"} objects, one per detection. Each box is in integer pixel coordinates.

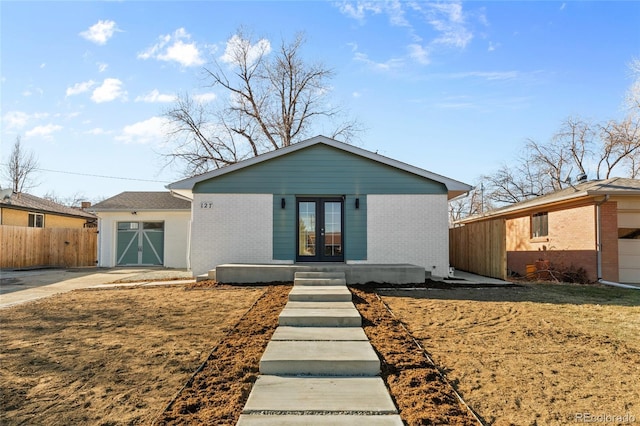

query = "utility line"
[{"left": 0, "top": 163, "right": 171, "bottom": 183}]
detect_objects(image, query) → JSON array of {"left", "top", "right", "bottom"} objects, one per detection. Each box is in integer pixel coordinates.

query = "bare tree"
[
  {"left": 597, "top": 117, "right": 640, "bottom": 178},
  {"left": 42, "top": 190, "right": 89, "bottom": 207},
  {"left": 164, "top": 30, "right": 360, "bottom": 177},
  {"left": 2, "top": 136, "right": 39, "bottom": 193}
]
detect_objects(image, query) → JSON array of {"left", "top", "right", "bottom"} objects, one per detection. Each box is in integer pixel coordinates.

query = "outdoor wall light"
[
  {"left": 355, "top": 198, "right": 360, "bottom": 209},
  {"left": 131, "top": 211, "right": 137, "bottom": 215},
  {"left": 281, "top": 198, "right": 286, "bottom": 209}
]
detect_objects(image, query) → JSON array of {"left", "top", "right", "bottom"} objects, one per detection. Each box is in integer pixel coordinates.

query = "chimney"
[
  {"left": 576, "top": 173, "right": 588, "bottom": 183},
  {"left": 81, "top": 201, "right": 92, "bottom": 209}
]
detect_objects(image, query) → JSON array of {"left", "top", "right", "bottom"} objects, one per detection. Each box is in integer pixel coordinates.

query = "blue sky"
[{"left": 1, "top": 1, "right": 639, "bottom": 202}]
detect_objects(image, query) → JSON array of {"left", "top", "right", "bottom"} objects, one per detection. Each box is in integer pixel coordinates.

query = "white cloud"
[
  {"left": 408, "top": 44, "right": 430, "bottom": 65},
  {"left": 66, "top": 80, "right": 96, "bottom": 97},
  {"left": 138, "top": 28, "right": 204, "bottom": 67},
  {"left": 97, "top": 62, "right": 108, "bottom": 72},
  {"left": 488, "top": 41, "right": 500, "bottom": 52},
  {"left": 80, "top": 20, "right": 119, "bottom": 45},
  {"left": 116, "top": 116, "right": 167, "bottom": 144},
  {"left": 337, "top": 1, "right": 382, "bottom": 22},
  {"left": 193, "top": 92, "right": 216, "bottom": 103},
  {"left": 3, "top": 111, "right": 30, "bottom": 129},
  {"left": 3, "top": 111, "right": 49, "bottom": 129},
  {"left": 426, "top": 2, "right": 473, "bottom": 48},
  {"left": 353, "top": 50, "right": 404, "bottom": 72},
  {"left": 86, "top": 128, "right": 108, "bottom": 135},
  {"left": 25, "top": 123, "right": 63, "bottom": 139},
  {"left": 220, "top": 34, "right": 271, "bottom": 67},
  {"left": 91, "top": 78, "right": 127, "bottom": 103},
  {"left": 135, "top": 89, "right": 176, "bottom": 103},
  {"left": 22, "top": 86, "right": 44, "bottom": 97}
]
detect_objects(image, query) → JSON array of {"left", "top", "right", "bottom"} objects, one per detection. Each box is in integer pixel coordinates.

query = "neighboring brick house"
[
  {"left": 454, "top": 178, "right": 640, "bottom": 284},
  {"left": 168, "top": 135, "right": 472, "bottom": 278},
  {"left": 0, "top": 191, "right": 96, "bottom": 228},
  {"left": 91, "top": 192, "right": 191, "bottom": 268}
]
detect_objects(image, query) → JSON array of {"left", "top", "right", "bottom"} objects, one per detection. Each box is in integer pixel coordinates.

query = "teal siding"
[
  {"left": 198, "top": 143, "right": 443, "bottom": 262},
  {"left": 345, "top": 195, "right": 366, "bottom": 260},
  {"left": 194, "top": 144, "right": 447, "bottom": 195},
  {"left": 273, "top": 195, "right": 295, "bottom": 260}
]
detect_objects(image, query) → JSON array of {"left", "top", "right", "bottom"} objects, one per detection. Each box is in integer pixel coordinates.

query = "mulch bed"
[{"left": 351, "top": 287, "right": 479, "bottom": 425}]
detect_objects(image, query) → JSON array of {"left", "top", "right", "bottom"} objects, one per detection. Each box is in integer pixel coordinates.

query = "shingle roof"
[
  {"left": 0, "top": 192, "right": 97, "bottom": 219},
  {"left": 91, "top": 191, "right": 191, "bottom": 211},
  {"left": 458, "top": 177, "right": 640, "bottom": 223}
]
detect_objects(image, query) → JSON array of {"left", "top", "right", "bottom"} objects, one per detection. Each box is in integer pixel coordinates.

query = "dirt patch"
[
  {"left": 380, "top": 283, "right": 640, "bottom": 425},
  {"left": 0, "top": 285, "right": 264, "bottom": 425},
  {"left": 351, "top": 287, "right": 479, "bottom": 425}
]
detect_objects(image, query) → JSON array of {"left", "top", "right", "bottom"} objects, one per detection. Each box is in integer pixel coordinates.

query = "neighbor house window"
[
  {"left": 28, "top": 212, "right": 44, "bottom": 228},
  {"left": 532, "top": 212, "right": 548, "bottom": 238}
]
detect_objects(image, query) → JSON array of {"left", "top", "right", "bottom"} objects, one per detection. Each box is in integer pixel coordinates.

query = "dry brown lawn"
[
  {"left": 380, "top": 283, "right": 640, "bottom": 426},
  {"left": 0, "top": 285, "right": 264, "bottom": 425},
  {"left": 2, "top": 281, "right": 639, "bottom": 425}
]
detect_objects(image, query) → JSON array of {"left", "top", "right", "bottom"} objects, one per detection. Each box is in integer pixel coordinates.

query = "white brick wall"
[
  {"left": 191, "top": 193, "right": 273, "bottom": 276},
  {"left": 365, "top": 194, "right": 449, "bottom": 277}
]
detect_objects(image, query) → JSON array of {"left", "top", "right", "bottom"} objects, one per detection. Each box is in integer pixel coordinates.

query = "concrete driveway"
[{"left": 0, "top": 268, "right": 194, "bottom": 309}]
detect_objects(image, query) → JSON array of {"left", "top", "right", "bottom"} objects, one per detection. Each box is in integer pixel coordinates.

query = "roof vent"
[{"left": 576, "top": 173, "right": 587, "bottom": 183}]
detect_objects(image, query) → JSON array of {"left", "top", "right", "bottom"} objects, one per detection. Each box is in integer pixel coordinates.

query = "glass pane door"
[
  {"left": 298, "top": 201, "right": 316, "bottom": 257},
  {"left": 297, "top": 198, "right": 343, "bottom": 262},
  {"left": 324, "top": 201, "right": 342, "bottom": 257}
]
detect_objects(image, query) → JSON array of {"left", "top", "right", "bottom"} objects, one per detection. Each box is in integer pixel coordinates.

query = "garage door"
[
  {"left": 117, "top": 222, "right": 164, "bottom": 266},
  {"left": 618, "top": 212, "right": 640, "bottom": 284}
]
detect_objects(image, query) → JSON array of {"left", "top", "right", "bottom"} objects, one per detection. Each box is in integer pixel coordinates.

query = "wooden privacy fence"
[
  {"left": 0, "top": 225, "right": 97, "bottom": 269},
  {"left": 449, "top": 219, "right": 507, "bottom": 280}
]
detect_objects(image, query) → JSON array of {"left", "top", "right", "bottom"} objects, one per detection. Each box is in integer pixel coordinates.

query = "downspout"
[{"left": 595, "top": 195, "right": 609, "bottom": 281}]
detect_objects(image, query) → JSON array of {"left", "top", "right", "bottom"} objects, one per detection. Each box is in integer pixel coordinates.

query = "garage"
[{"left": 91, "top": 192, "right": 191, "bottom": 269}]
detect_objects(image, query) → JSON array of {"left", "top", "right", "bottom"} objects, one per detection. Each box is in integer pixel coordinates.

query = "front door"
[
  {"left": 297, "top": 198, "right": 344, "bottom": 262},
  {"left": 116, "top": 221, "right": 164, "bottom": 265}
]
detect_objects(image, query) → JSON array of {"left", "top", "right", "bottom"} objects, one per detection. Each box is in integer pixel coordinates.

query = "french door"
[{"left": 297, "top": 198, "right": 344, "bottom": 262}]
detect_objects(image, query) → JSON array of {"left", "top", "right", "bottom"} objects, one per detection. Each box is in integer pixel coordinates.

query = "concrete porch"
[{"left": 205, "top": 263, "right": 426, "bottom": 285}]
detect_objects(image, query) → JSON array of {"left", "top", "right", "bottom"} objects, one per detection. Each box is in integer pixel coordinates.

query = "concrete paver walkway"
[{"left": 238, "top": 271, "right": 402, "bottom": 425}]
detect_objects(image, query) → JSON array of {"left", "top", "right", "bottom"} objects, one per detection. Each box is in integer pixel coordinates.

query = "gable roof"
[
  {"left": 0, "top": 192, "right": 96, "bottom": 219},
  {"left": 91, "top": 191, "right": 191, "bottom": 211},
  {"left": 167, "top": 135, "right": 472, "bottom": 199},
  {"left": 458, "top": 177, "right": 640, "bottom": 223}
]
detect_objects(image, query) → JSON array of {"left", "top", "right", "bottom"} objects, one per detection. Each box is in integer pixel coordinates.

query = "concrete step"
[
  {"left": 271, "top": 326, "right": 369, "bottom": 341},
  {"left": 295, "top": 271, "right": 346, "bottom": 279},
  {"left": 294, "top": 277, "right": 347, "bottom": 286},
  {"left": 288, "top": 286, "right": 352, "bottom": 302},
  {"left": 260, "top": 341, "right": 380, "bottom": 376},
  {"left": 279, "top": 307, "right": 362, "bottom": 327},
  {"left": 285, "top": 301, "right": 355, "bottom": 310},
  {"left": 241, "top": 376, "right": 398, "bottom": 415},
  {"left": 237, "top": 414, "right": 404, "bottom": 425}
]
